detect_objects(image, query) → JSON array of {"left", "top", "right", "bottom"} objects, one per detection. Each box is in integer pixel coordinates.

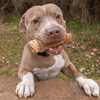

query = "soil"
[{"left": 0, "top": 75, "right": 100, "bottom": 100}]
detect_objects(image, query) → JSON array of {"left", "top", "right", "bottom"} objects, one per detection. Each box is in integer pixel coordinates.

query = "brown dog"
[{"left": 15, "top": 3, "right": 99, "bottom": 98}]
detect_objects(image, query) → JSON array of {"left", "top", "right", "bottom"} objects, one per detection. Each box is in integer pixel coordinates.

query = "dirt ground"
[{"left": 0, "top": 75, "right": 100, "bottom": 100}]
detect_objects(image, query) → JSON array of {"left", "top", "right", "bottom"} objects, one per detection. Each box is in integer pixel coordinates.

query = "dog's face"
[{"left": 19, "top": 4, "right": 66, "bottom": 55}]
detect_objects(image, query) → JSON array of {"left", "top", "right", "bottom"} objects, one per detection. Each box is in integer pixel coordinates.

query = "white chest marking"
[{"left": 33, "top": 54, "right": 65, "bottom": 81}]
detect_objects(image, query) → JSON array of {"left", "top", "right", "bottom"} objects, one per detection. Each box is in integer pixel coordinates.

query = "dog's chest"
[{"left": 33, "top": 54, "right": 65, "bottom": 81}]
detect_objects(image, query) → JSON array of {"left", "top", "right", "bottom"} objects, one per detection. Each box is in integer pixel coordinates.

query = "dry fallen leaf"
[
  {"left": 91, "top": 52, "right": 95, "bottom": 56},
  {"left": 80, "top": 45, "right": 89, "bottom": 50},
  {"left": 84, "top": 72, "right": 88, "bottom": 75},
  {"left": 84, "top": 53, "right": 90, "bottom": 57},
  {"left": 81, "top": 32, "right": 86, "bottom": 34},
  {"left": 96, "top": 64, "right": 99, "bottom": 67},
  {"left": 91, "top": 67, "right": 94, "bottom": 71},
  {"left": 79, "top": 67, "right": 86, "bottom": 72},
  {"left": 1, "top": 57, "right": 5, "bottom": 60},
  {"left": 97, "top": 70, "right": 100, "bottom": 74},
  {"left": 92, "top": 48, "right": 98, "bottom": 52},
  {"left": 74, "top": 58, "right": 77, "bottom": 60},
  {"left": 15, "top": 62, "right": 19, "bottom": 66},
  {"left": 96, "top": 60, "right": 99, "bottom": 62},
  {"left": 6, "top": 61, "right": 10, "bottom": 65},
  {"left": 72, "top": 46, "right": 75, "bottom": 49},
  {"left": 90, "top": 71, "right": 94, "bottom": 74},
  {"left": 88, "top": 56, "right": 92, "bottom": 59}
]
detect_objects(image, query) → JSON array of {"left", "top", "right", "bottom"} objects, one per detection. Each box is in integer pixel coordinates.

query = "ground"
[{"left": 0, "top": 75, "right": 100, "bottom": 100}]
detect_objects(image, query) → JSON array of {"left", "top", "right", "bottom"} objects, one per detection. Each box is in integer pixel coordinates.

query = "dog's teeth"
[
  {"left": 49, "top": 48, "right": 53, "bottom": 51},
  {"left": 59, "top": 45, "right": 61, "bottom": 48}
]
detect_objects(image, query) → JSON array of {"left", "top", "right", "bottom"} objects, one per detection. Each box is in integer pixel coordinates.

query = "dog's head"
[{"left": 19, "top": 3, "right": 66, "bottom": 55}]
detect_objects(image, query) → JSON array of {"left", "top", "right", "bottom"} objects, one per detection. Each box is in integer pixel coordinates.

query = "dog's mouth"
[
  {"left": 28, "top": 33, "right": 72, "bottom": 55},
  {"left": 46, "top": 45, "right": 62, "bottom": 55}
]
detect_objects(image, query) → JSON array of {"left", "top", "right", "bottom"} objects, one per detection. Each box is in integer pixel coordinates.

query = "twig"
[{"left": 0, "top": 0, "right": 10, "bottom": 10}]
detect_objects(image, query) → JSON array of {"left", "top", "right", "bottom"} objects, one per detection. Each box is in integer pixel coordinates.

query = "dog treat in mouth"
[{"left": 28, "top": 33, "right": 72, "bottom": 53}]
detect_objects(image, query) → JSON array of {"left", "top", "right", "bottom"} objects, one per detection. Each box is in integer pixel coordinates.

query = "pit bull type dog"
[{"left": 15, "top": 3, "right": 100, "bottom": 98}]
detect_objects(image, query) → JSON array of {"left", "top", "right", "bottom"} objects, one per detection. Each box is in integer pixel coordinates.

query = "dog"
[{"left": 15, "top": 3, "right": 99, "bottom": 98}]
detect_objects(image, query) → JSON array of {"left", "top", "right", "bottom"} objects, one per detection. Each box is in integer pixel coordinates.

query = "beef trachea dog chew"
[{"left": 28, "top": 33, "right": 72, "bottom": 53}]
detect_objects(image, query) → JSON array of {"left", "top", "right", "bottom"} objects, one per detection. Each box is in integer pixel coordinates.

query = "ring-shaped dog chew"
[{"left": 28, "top": 33, "right": 72, "bottom": 53}]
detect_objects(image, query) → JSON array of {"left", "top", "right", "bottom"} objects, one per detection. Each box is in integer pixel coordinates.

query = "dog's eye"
[
  {"left": 56, "top": 15, "right": 60, "bottom": 19},
  {"left": 34, "top": 20, "right": 38, "bottom": 24}
]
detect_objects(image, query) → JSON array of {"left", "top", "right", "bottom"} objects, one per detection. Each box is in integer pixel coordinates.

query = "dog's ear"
[{"left": 19, "top": 13, "right": 26, "bottom": 32}]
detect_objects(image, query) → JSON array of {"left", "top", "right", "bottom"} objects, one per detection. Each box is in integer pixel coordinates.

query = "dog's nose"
[
  {"left": 47, "top": 27, "right": 60, "bottom": 38},
  {"left": 46, "top": 27, "right": 64, "bottom": 42}
]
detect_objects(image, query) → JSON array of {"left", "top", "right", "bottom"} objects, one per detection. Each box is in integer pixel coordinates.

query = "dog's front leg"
[
  {"left": 15, "top": 69, "right": 35, "bottom": 98},
  {"left": 61, "top": 62, "right": 99, "bottom": 97}
]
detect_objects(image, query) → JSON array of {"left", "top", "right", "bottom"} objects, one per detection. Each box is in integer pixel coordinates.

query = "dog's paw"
[
  {"left": 15, "top": 72, "right": 35, "bottom": 98},
  {"left": 76, "top": 76, "right": 99, "bottom": 97}
]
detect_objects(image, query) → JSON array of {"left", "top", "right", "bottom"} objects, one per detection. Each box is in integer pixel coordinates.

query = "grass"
[
  {"left": 0, "top": 16, "right": 26, "bottom": 78},
  {"left": 0, "top": 16, "right": 100, "bottom": 82}
]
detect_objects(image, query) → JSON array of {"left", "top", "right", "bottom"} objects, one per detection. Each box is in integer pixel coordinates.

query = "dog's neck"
[{"left": 27, "top": 41, "right": 49, "bottom": 57}]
